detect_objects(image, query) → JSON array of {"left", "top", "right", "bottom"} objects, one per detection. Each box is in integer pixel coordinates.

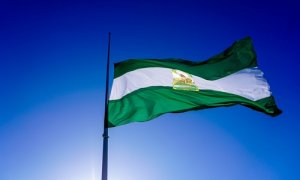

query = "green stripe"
[
  {"left": 114, "top": 37, "right": 257, "bottom": 80},
  {"left": 108, "top": 87, "right": 281, "bottom": 127}
]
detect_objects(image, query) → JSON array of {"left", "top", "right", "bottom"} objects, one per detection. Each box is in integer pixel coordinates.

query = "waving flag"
[{"left": 108, "top": 37, "right": 281, "bottom": 127}]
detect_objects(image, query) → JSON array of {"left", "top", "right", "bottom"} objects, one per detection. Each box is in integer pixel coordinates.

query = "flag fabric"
[{"left": 108, "top": 37, "right": 281, "bottom": 127}]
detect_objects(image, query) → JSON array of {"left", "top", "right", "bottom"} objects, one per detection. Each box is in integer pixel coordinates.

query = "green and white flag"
[{"left": 108, "top": 37, "right": 281, "bottom": 127}]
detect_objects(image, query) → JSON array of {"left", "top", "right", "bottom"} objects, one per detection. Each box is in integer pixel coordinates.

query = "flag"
[{"left": 108, "top": 37, "right": 281, "bottom": 127}]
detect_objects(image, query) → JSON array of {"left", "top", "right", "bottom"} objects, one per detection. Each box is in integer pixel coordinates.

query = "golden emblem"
[{"left": 172, "top": 69, "right": 199, "bottom": 91}]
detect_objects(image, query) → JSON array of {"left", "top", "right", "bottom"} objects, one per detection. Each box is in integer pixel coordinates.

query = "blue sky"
[{"left": 0, "top": 0, "right": 299, "bottom": 179}]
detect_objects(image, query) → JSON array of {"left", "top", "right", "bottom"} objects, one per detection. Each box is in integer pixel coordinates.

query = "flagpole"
[{"left": 102, "top": 32, "right": 111, "bottom": 180}]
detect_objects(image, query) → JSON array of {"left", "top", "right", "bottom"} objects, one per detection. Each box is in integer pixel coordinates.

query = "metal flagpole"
[{"left": 102, "top": 32, "right": 111, "bottom": 180}]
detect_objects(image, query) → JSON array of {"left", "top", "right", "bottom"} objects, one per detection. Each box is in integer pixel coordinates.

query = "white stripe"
[{"left": 109, "top": 67, "right": 271, "bottom": 101}]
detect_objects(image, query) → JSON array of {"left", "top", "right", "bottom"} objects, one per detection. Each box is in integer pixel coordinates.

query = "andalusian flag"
[{"left": 108, "top": 37, "right": 281, "bottom": 127}]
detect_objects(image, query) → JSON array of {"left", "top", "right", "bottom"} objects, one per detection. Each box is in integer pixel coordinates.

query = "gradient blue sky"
[{"left": 1, "top": 0, "right": 299, "bottom": 179}]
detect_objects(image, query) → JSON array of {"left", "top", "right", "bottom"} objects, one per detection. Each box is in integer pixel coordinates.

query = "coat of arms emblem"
[{"left": 172, "top": 69, "right": 199, "bottom": 91}]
